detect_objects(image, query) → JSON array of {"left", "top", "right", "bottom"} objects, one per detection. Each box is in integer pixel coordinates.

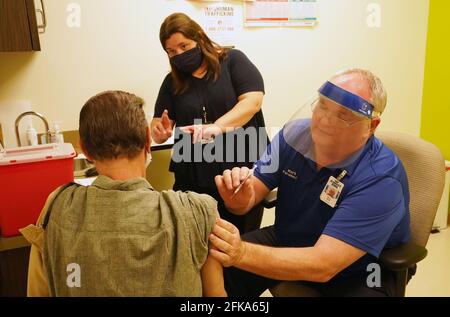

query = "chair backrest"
[{"left": 376, "top": 131, "right": 446, "bottom": 247}]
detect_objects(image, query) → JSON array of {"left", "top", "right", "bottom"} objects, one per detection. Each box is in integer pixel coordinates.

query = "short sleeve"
[
  {"left": 323, "top": 177, "right": 408, "bottom": 257},
  {"left": 253, "top": 130, "right": 285, "bottom": 190},
  {"left": 228, "top": 50, "right": 265, "bottom": 96},
  {"left": 154, "top": 74, "right": 175, "bottom": 119},
  {"left": 184, "top": 192, "right": 219, "bottom": 268}
]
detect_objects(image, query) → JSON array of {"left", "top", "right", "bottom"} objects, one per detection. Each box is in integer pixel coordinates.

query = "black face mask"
[{"left": 170, "top": 45, "right": 203, "bottom": 74}]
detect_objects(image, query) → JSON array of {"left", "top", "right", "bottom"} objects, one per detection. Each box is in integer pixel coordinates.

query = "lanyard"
[
  {"left": 336, "top": 170, "right": 347, "bottom": 182},
  {"left": 194, "top": 79, "right": 210, "bottom": 124}
]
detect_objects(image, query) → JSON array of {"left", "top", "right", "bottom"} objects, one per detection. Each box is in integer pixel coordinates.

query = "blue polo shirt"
[{"left": 254, "top": 119, "right": 410, "bottom": 277}]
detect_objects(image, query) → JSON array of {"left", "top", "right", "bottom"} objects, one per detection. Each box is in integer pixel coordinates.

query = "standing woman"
[{"left": 152, "top": 13, "right": 268, "bottom": 234}]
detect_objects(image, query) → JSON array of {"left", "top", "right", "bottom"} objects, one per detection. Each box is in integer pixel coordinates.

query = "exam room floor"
[{"left": 259, "top": 212, "right": 450, "bottom": 297}]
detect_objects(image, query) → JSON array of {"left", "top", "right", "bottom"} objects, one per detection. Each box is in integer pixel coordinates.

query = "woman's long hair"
[{"left": 160, "top": 13, "right": 228, "bottom": 95}]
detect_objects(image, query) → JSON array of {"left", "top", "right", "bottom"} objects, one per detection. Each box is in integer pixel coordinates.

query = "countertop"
[
  {"left": 0, "top": 235, "right": 30, "bottom": 252},
  {"left": 36, "top": 130, "right": 174, "bottom": 155},
  {"left": 151, "top": 135, "right": 174, "bottom": 151}
]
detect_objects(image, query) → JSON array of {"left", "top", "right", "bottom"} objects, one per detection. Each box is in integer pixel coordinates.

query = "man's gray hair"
[{"left": 332, "top": 68, "right": 387, "bottom": 116}]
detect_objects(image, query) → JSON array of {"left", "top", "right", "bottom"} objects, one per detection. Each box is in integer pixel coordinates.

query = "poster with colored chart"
[{"left": 244, "top": 0, "right": 318, "bottom": 27}]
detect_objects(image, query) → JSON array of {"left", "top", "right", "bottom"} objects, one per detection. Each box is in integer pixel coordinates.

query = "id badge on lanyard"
[{"left": 320, "top": 170, "right": 347, "bottom": 208}]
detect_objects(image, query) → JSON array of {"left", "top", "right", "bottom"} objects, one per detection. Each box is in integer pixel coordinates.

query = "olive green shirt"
[{"left": 21, "top": 176, "right": 218, "bottom": 296}]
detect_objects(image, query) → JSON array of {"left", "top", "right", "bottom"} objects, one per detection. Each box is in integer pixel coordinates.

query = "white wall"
[{"left": 0, "top": 0, "right": 429, "bottom": 143}]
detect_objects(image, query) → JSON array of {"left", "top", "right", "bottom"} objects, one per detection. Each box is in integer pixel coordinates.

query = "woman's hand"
[
  {"left": 151, "top": 110, "right": 173, "bottom": 144},
  {"left": 179, "top": 123, "right": 223, "bottom": 144}
]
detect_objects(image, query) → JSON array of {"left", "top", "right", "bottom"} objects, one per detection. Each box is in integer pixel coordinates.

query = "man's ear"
[
  {"left": 79, "top": 140, "right": 94, "bottom": 162},
  {"left": 370, "top": 117, "right": 381, "bottom": 134},
  {"left": 145, "top": 126, "right": 151, "bottom": 153}
]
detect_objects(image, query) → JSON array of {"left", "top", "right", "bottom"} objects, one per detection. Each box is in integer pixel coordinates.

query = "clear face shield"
[{"left": 283, "top": 81, "right": 377, "bottom": 169}]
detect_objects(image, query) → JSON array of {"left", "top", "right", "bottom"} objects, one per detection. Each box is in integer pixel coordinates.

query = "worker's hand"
[
  {"left": 209, "top": 218, "right": 245, "bottom": 267},
  {"left": 152, "top": 110, "right": 173, "bottom": 144},
  {"left": 179, "top": 123, "right": 223, "bottom": 144},
  {"left": 215, "top": 167, "right": 254, "bottom": 214}
]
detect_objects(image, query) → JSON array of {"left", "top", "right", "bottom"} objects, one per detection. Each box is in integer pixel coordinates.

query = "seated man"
[
  {"left": 210, "top": 69, "right": 410, "bottom": 297},
  {"left": 20, "top": 91, "right": 225, "bottom": 297}
]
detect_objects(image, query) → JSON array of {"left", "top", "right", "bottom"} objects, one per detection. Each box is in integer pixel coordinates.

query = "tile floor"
[{"left": 406, "top": 227, "right": 450, "bottom": 297}]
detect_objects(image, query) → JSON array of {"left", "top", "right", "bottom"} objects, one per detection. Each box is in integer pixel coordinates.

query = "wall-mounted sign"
[
  {"left": 244, "top": 0, "right": 318, "bottom": 27},
  {"left": 201, "top": 3, "right": 239, "bottom": 47}
]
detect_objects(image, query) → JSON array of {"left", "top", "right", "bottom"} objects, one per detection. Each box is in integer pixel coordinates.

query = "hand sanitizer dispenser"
[
  {"left": 26, "top": 124, "right": 38, "bottom": 146},
  {"left": 51, "top": 122, "right": 64, "bottom": 143}
]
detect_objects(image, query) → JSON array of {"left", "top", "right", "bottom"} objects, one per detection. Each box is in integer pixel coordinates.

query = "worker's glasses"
[{"left": 311, "top": 99, "right": 371, "bottom": 128}]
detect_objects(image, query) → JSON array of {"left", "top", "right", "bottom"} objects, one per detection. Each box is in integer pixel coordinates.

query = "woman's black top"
[{"left": 154, "top": 49, "right": 268, "bottom": 188}]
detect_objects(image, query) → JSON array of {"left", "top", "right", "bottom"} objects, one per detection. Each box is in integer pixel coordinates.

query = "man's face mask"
[{"left": 170, "top": 45, "right": 203, "bottom": 74}]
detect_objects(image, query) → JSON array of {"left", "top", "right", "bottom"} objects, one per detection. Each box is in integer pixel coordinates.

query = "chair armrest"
[
  {"left": 379, "top": 241, "right": 427, "bottom": 271},
  {"left": 262, "top": 190, "right": 428, "bottom": 272},
  {"left": 263, "top": 190, "right": 278, "bottom": 209}
]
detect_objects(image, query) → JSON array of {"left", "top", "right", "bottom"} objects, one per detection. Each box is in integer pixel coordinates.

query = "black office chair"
[{"left": 264, "top": 132, "right": 446, "bottom": 297}]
